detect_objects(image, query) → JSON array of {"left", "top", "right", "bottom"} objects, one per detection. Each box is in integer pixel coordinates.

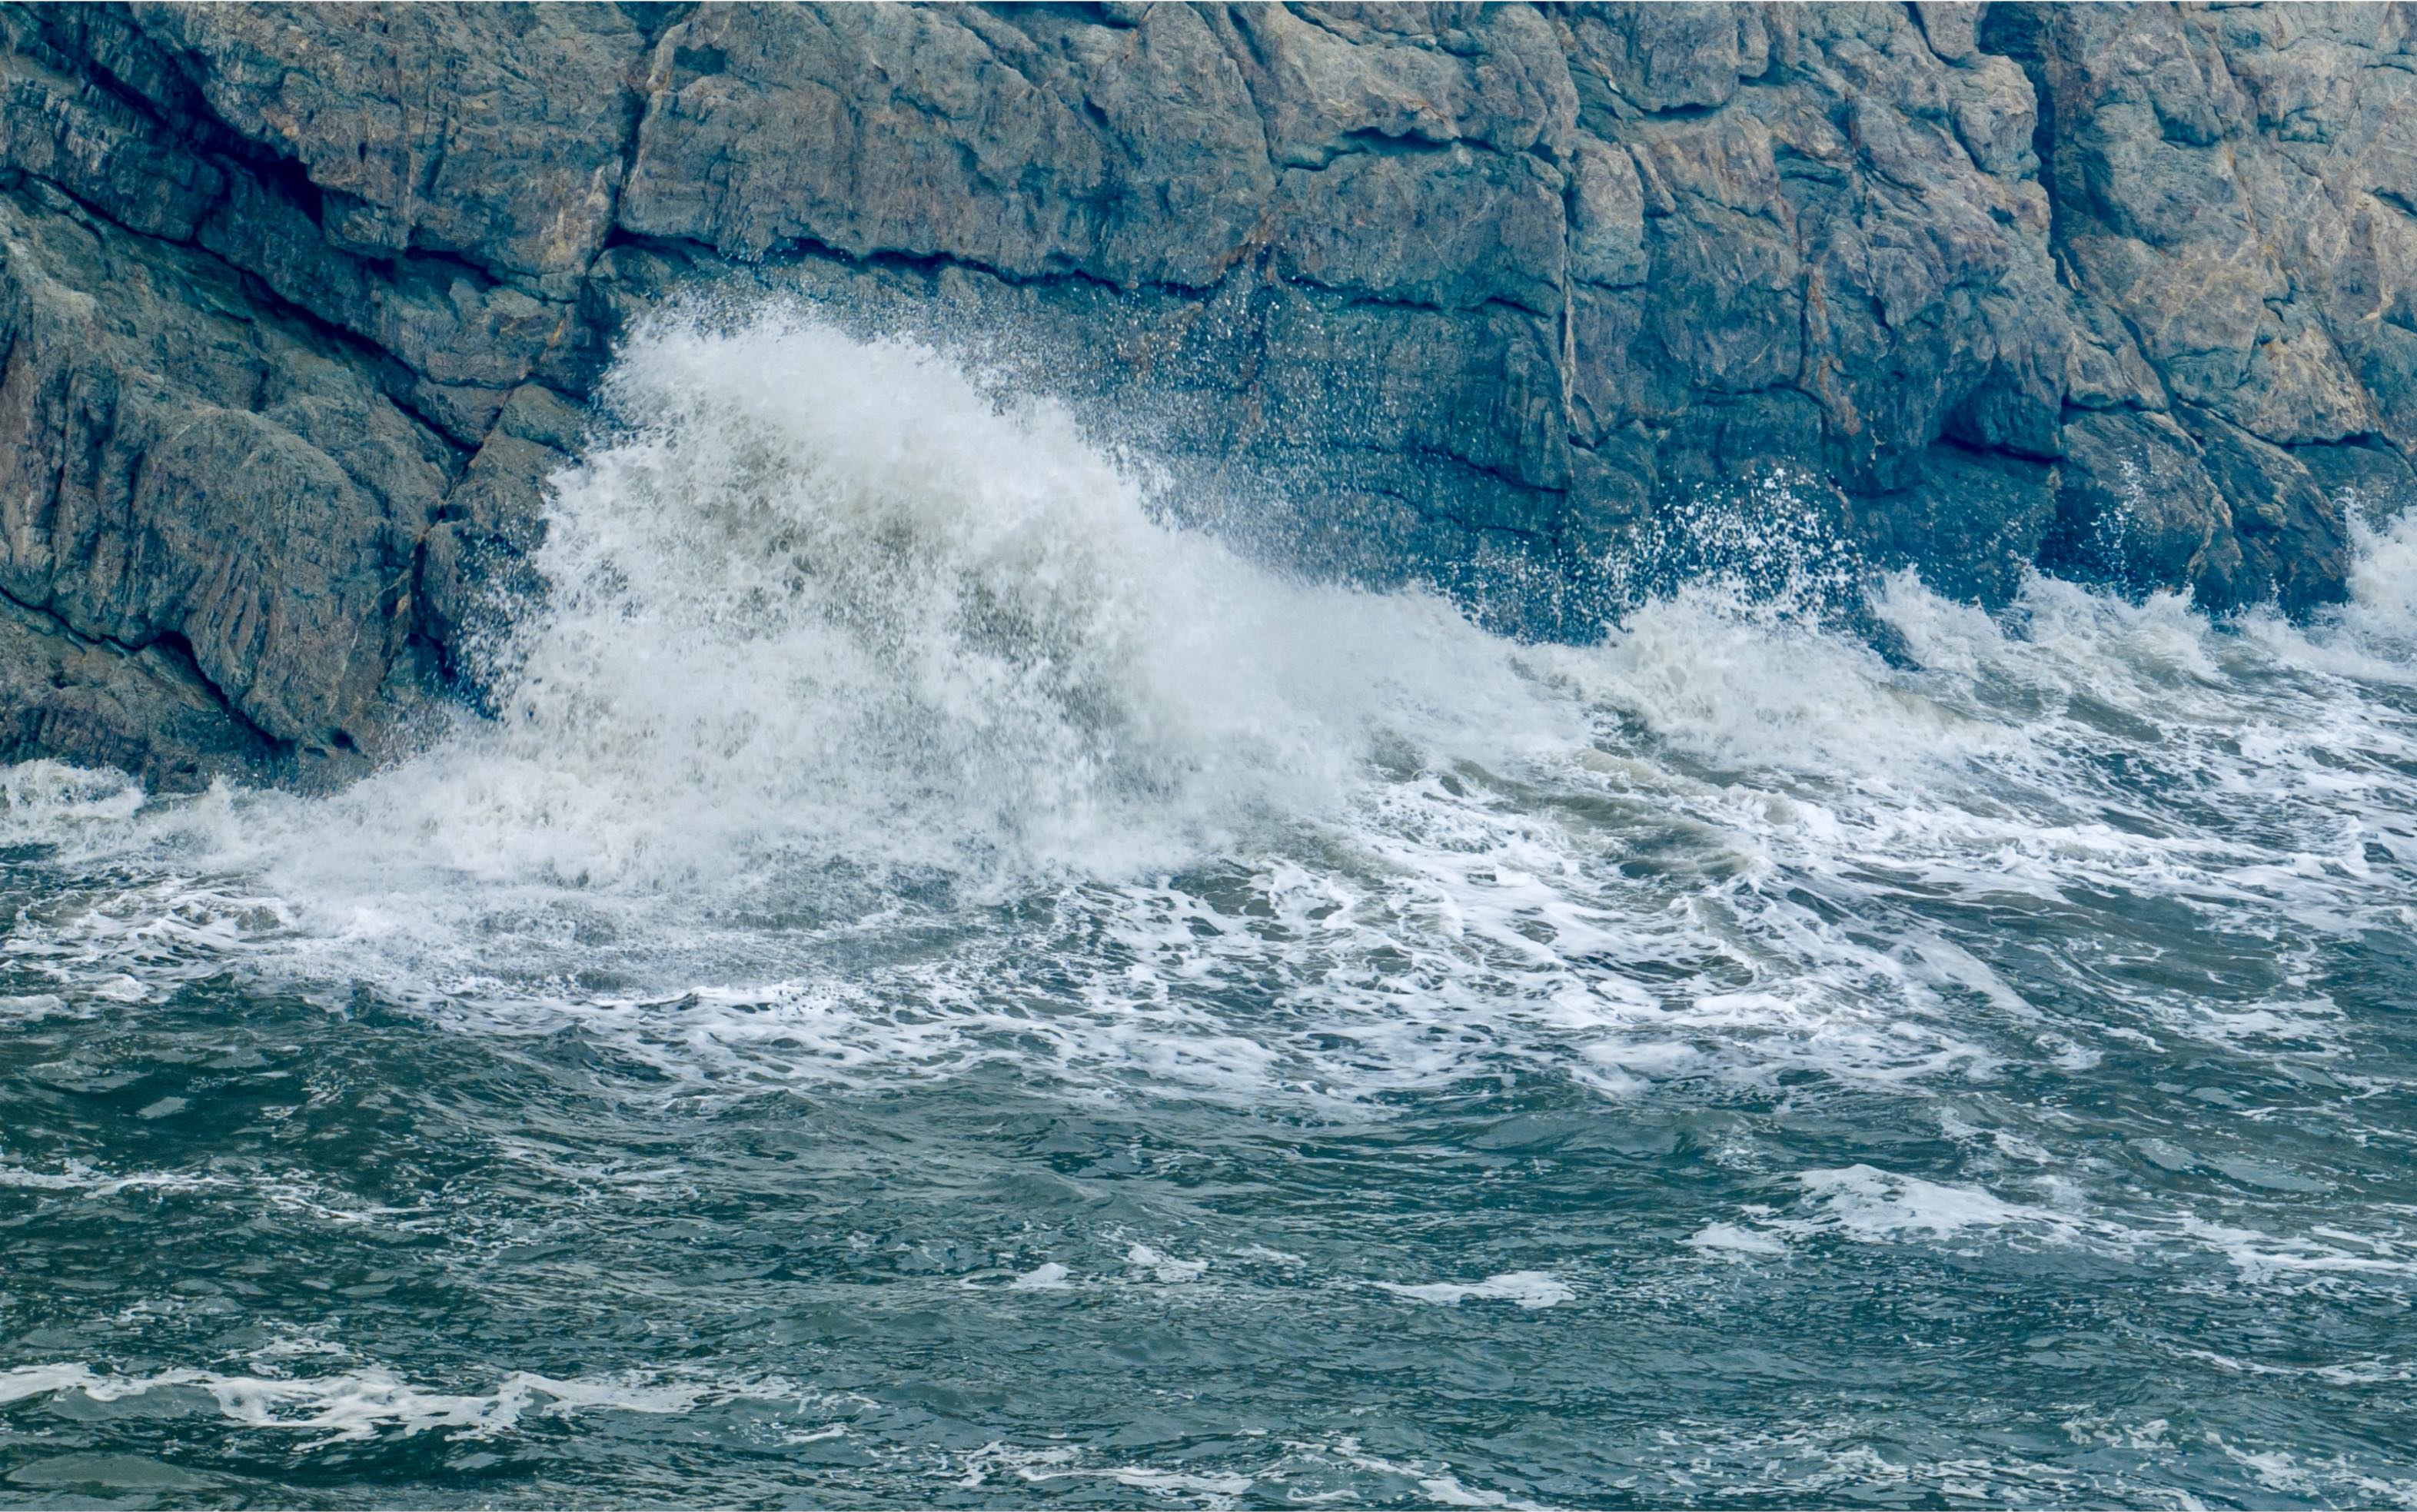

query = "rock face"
[{"left": 0, "top": 2, "right": 2412, "bottom": 786}]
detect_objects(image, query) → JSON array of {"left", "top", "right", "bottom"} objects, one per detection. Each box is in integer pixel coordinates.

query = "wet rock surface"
[{"left": 0, "top": 1, "right": 2412, "bottom": 784}]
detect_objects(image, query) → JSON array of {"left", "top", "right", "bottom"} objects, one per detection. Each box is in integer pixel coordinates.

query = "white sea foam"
[
  {"left": 1007, "top": 1261, "right": 1072, "bottom": 1291},
  {"left": 1374, "top": 1271, "right": 1574, "bottom": 1309},
  {"left": 1282, "top": 1435, "right": 1546, "bottom": 1510},
  {"left": 0, "top": 1362, "right": 802, "bottom": 1442},
  {"left": 0, "top": 1160, "right": 228, "bottom": 1199},
  {"left": 1707, "top": 1165, "right": 2417, "bottom": 1293},
  {"left": 953, "top": 1441, "right": 1255, "bottom": 1502},
  {"left": 1126, "top": 1243, "right": 1209, "bottom": 1283},
  {"left": 1686, "top": 1221, "right": 1788, "bottom": 1258},
  {"left": 1786, "top": 1165, "right": 2101, "bottom": 1246},
  {"left": 0, "top": 309, "right": 2409, "bottom": 1128}
]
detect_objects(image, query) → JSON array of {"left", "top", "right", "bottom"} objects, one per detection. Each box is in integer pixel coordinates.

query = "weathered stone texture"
[
  {"left": 0, "top": 182, "right": 454, "bottom": 762},
  {"left": 0, "top": 2, "right": 2409, "bottom": 786},
  {"left": 1985, "top": 0, "right": 2417, "bottom": 610}
]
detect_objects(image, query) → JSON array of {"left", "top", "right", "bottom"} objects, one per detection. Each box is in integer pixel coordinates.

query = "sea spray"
[
  {"left": 0, "top": 311, "right": 2409, "bottom": 1103},
  {"left": 484, "top": 306, "right": 1582, "bottom": 886}
]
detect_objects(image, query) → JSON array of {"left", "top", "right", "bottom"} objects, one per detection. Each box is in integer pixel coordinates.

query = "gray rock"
[
  {"left": 0, "top": 593, "right": 273, "bottom": 789},
  {"left": 0, "top": 183, "right": 455, "bottom": 776},
  {"left": 1984, "top": 0, "right": 2417, "bottom": 605},
  {"left": 2043, "top": 408, "right": 2245, "bottom": 609},
  {"left": 1854, "top": 444, "right": 2060, "bottom": 609},
  {"left": 413, "top": 380, "right": 578, "bottom": 700},
  {"left": 122, "top": 2, "right": 647, "bottom": 289},
  {"left": 1275, "top": 145, "right": 1568, "bottom": 314},
  {"left": 2187, "top": 412, "right": 2352, "bottom": 617},
  {"left": 0, "top": 1, "right": 2411, "bottom": 787}
]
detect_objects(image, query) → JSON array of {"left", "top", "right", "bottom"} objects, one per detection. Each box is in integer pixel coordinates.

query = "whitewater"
[{"left": 1, "top": 313, "right": 2412, "bottom": 1507}]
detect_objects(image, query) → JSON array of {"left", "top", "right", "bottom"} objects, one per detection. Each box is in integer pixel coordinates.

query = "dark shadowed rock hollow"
[{"left": 1, "top": 1, "right": 2413, "bottom": 786}]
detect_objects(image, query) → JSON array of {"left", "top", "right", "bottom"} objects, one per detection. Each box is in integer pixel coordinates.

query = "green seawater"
[
  {"left": 3, "top": 321, "right": 2414, "bottom": 1507},
  {"left": 4, "top": 958, "right": 2414, "bottom": 1509}
]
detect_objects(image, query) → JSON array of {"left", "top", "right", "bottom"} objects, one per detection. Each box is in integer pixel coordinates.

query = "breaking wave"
[{"left": 2, "top": 310, "right": 2414, "bottom": 1110}]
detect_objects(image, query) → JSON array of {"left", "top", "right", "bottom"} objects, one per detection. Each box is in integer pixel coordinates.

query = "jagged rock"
[
  {"left": 0, "top": 1, "right": 2411, "bottom": 787},
  {"left": 121, "top": 2, "right": 647, "bottom": 290},
  {"left": 0, "top": 181, "right": 454, "bottom": 775},
  {"left": 2043, "top": 408, "right": 2245, "bottom": 608},
  {"left": 2187, "top": 412, "right": 2354, "bottom": 617},
  {"left": 2296, "top": 438, "right": 2417, "bottom": 524},
  {"left": 622, "top": 3, "right": 1276, "bottom": 289},
  {"left": 1273, "top": 145, "right": 1569, "bottom": 314},
  {"left": 1854, "top": 444, "right": 2060, "bottom": 609},
  {"left": 0, "top": 8, "right": 228, "bottom": 242},
  {"left": 414, "top": 382, "right": 578, "bottom": 697},
  {"left": 0, "top": 593, "right": 274, "bottom": 788}
]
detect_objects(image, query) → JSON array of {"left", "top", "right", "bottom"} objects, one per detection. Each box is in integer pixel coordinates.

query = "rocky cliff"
[{"left": 1, "top": 2, "right": 2412, "bottom": 788}]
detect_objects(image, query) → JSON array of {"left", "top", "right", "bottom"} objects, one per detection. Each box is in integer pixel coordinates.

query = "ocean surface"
[{"left": 3, "top": 317, "right": 2414, "bottom": 1508}]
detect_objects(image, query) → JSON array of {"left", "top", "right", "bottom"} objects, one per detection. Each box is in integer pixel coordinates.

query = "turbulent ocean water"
[{"left": 3, "top": 316, "right": 2415, "bottom": 1508}]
